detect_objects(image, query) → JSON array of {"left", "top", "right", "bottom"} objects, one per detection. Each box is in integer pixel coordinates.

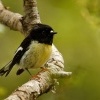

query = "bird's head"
[{"left": 29, "top": 23, "right": 57, "bottom": 45}]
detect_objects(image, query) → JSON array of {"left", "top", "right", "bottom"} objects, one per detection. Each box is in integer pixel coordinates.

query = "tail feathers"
[{"left": 0, "top": 61, "right": 14, "bottom": 77}]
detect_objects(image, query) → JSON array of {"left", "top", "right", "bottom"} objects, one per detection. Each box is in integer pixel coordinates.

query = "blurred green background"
[{"left": 0, "top": 0, "right": 100, "bottom": 100}]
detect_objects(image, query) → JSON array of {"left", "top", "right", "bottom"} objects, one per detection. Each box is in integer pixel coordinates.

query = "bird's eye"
[
  {"left": 42, "top": 30, "right": 45, "bottom": 34},
  {"left": 42, "top": 30, "right": 45, "bottom": 33}
]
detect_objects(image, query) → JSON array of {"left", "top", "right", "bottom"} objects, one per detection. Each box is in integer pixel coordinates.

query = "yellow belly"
[{"left": 19, "top": 41, "right": 52, "bottom": 69}]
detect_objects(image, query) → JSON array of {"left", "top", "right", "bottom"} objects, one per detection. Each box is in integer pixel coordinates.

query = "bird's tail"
[{"left": 0, "top": 61, "right": 14, "bottom": 77}]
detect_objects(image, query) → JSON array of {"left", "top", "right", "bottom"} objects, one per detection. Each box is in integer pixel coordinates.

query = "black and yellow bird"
[{"left": 0, "top": 23, "right": 57, "bottom": 76}]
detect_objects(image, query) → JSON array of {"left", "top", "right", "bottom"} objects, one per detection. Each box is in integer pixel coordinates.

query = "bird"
[{"left": 0, "top": 23, "right": 57, "bottom": 76}]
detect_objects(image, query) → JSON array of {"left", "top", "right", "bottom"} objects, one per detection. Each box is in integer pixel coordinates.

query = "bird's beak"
[
  {"left": 53, "top": 32, "right": 57, "bottom": 34},
  {"left": 50, "top": 30, "right": 57, "bottom": 34}
]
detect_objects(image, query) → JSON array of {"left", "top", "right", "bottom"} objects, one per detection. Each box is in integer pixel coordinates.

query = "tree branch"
[
  {"left": 0, "top": 0, "right": 72, "bottom": 100},
  {"left": 22, "top": 0, "right": 41, "bottom": 35},
  {"left": 0, "top": 0, "right": 23, "bottom": 33}
]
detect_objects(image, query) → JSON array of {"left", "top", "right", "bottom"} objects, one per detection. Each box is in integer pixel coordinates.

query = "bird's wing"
[
  {"left": 13, "top": 36, "right": 32, "bottom": 64},
  {"left": 0, "top": 36, "right": 32, "bottom": 76}
]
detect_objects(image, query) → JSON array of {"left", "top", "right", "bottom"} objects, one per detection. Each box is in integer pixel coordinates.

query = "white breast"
[{"left": 19, "top": 41, "right": 52, "bottom": 69}]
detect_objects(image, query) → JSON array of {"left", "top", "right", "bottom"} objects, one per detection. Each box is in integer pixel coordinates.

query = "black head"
[{"left": 29, "top": 23, "right": 57, "bottom": 45}]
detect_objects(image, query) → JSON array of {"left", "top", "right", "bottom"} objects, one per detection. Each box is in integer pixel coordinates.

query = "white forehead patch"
[{"left": 50, "top": 30, "right": 54, "bottom": 33}]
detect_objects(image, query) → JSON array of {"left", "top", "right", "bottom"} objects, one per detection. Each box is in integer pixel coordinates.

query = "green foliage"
[{"left": 0, "top": 0, "right": 100, "bottom": 100}]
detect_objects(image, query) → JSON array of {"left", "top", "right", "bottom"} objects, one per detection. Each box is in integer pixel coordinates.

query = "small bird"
[{"left": 0, "top": 23, "right": 57, "bottom": 76}]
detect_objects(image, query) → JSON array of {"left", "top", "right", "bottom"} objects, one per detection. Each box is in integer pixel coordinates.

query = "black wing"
[
  {"left": 14, "top": 36, "right": 32, "bottom": 64},
  {"left": 0, "top": 36, "right": 32, "bottom": 76}
]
